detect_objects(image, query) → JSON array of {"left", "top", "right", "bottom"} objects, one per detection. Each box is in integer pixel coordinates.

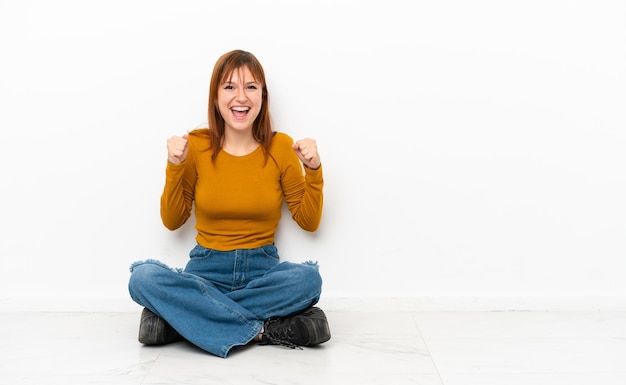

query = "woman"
[{"left": 128, "top": 49, "right": 330, "bottom": 358}]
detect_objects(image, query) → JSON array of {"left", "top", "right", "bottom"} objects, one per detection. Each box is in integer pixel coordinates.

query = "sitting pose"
[{"left": 128, "top": 49, "right": 330, "bottom": 358}]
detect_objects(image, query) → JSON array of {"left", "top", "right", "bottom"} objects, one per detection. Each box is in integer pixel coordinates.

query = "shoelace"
[
  {"left": 262, "top": 333, "right": 303, "bottom": 350},
  {"left": 261, "top": 318, "right": 304, "bottom": 350}
]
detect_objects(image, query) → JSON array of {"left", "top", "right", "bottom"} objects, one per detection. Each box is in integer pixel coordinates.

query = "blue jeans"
[{"left": 128, "top": 244, "right": 322, "bottom": 358}]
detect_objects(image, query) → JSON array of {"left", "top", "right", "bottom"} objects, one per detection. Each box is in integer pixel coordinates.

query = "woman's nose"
[{"left": 236, "top": 88, "right": 247, "bottom": 101}]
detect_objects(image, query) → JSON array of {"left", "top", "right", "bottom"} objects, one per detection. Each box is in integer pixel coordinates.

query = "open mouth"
[{"left": 231, "top": 106, "right": 250, "bottom": 119}]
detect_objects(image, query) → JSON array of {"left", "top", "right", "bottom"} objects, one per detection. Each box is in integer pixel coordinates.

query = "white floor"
[{"left": 2, "top": 309, "right": 626, "bottom": 384}]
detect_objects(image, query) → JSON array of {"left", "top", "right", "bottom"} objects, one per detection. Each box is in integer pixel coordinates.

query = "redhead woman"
[{"left": 128, "top": 49, "right": 330, "bottom": 358}]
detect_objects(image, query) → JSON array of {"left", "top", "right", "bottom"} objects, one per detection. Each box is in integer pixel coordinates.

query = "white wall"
[{"left": 1, "top": 0, "right": 624, "bottom": 311}]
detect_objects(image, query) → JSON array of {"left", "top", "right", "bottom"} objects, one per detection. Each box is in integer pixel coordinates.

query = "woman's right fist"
[{"left": 167, "top": 134, "right": 189, "bottom": 164}]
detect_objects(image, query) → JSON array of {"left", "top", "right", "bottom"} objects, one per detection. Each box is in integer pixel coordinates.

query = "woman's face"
[{"left": 217, "top": 66, "right": 263, "bottom": 134}]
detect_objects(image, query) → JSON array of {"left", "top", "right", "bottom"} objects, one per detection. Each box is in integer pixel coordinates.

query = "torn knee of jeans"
[
  {"left": 129, "top": 259, "right": 183, "bottom": 273},
  {"left": 302, "top": 260, "right": 319, "bottom": 268}
]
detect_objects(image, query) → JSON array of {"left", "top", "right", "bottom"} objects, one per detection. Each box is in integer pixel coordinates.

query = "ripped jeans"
[{"left": 128, "top": 244, "right": 322, "bottom": 358}]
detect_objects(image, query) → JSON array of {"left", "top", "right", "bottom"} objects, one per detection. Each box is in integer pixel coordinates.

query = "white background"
[{"left": 1, "top": 0, "right": 624, "bottom": 311}]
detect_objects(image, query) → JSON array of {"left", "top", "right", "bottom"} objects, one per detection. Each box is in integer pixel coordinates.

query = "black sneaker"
[
  {"left": 259, "top": 307, "right": 331, "bottom": 349},
  {"left": 138, "top": 307, "right": 184, "bottom": 345}
]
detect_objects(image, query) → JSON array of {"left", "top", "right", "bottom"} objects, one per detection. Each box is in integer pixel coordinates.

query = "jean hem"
[{"left": 221, "top": 320, "right": 263, "bottom": 358}]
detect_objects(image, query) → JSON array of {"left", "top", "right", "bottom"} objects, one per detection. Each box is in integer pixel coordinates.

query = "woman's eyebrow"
[{"left": 223, "top": 80, "right": 260, "bottom": 85}]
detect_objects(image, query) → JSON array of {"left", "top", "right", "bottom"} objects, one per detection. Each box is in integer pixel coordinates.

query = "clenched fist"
[
  {"left": 293, "top": 138, "right": 321, "bottom": 170},
  {"left": 167, "top": 134, "right": 189, "bottom": 165}
]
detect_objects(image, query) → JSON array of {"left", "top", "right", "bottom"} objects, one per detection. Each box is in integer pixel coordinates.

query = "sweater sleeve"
[
  {"left": 292, "top": 165, "right": 324, "bottom": 231},
  {"left": 279, "top": 136, "right": 324, "bottom": 232},
  {"left": 160, "top": 148, "right": 197, "bottom": 231}
]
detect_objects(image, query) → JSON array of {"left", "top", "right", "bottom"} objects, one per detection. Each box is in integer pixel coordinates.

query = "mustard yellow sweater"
[{"left": 160, "top": 129, "right": 324, "bottom": 251}]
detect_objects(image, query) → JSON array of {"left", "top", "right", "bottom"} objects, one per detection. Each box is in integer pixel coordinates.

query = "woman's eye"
[
  {"left": 224, "top": 85, "right": 234, "bottom": 90},
  {"left": 246, "top": 85, "right": 257, "bottom": 90}
]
